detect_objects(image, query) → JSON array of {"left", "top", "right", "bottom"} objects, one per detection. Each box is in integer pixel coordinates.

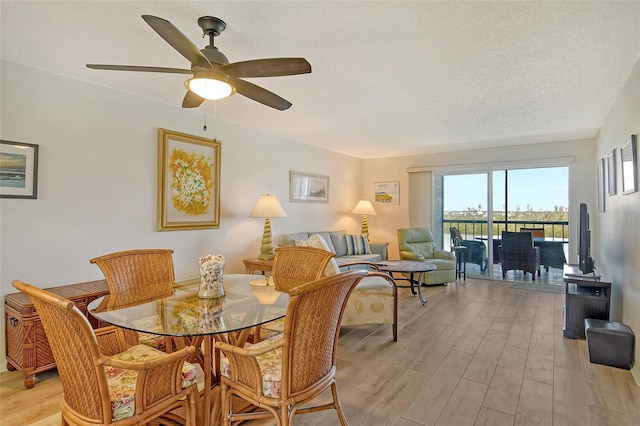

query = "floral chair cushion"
[
  {"left": 220, "top": 334, "right": 283, "bottom": 398},
  {"left": 257, "top": 322, "right": 284, "bottom": 341},
  {"left": 106, "top": 344, "right": 197, "bottom": 421},
  {"left": 138, "top": 333, "right": 167, "bottom": 350},
  {"left": 133, "top": 315, "right": 167, "bottom": 350}
]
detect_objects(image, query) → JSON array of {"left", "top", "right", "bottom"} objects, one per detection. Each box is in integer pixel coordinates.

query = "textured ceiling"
[{"left": 2, "top": 1, "right": 639, "bottom": 159}]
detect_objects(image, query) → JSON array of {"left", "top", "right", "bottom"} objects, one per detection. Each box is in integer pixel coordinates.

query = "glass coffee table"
[{"left": 375, "top": 260, "right": 436, "bottom": 305}]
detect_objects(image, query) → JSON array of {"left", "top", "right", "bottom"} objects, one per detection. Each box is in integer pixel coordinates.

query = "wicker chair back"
[
  {"left": 271, "top": 246, "right": 335, "bottom": 291},
  {"left": 90, "top": 249, "right": 175, "bottom": 307}
]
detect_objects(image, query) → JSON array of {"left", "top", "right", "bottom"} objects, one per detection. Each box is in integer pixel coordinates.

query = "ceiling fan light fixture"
[{"left": 186, "top": 76, "right": 234, "bottom": 100}]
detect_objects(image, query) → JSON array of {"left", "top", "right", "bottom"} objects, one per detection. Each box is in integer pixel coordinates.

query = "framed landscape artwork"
[
  {"left": 374, "top": 181, "right": 399, "bottom": 204},
  {"left": 597, "top": 158, "right": 605, "bottom": 212},
  {"left": 157, "top": 129, "right": 221, "bottom": 231},
  {"left": 607, "top": 149, "right": 616, "bottom": 196},
  {"left": 620, "top": 134, "right": 637, "bottom": 194},
  {"left": 0, "top": 140, "right": 39, "bottom": 199},
  {"left": 290, "top": 171, "right": 329, "bottom": 203}
]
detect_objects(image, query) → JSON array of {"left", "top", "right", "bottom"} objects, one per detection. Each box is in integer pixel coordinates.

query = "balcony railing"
[
  {"left": 443, "top": 219, "right": 569, "bottom": 249},
  {"left": 444, "top": 219, "right": 569, "bottom": 283}
]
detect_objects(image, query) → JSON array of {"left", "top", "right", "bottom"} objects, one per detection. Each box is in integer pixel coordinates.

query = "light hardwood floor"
[{"left": 1, "top": 278, "right": 638, "bottom": 425}]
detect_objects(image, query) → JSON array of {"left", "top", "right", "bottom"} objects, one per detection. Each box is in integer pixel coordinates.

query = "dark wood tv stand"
[{"left": 563, "top": 264, "right": 611, "bottom": 339}]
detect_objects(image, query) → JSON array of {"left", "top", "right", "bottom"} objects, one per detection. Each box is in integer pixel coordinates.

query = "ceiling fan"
[{"left": 87, "top": 15, "right": 311, "bottom": 110}]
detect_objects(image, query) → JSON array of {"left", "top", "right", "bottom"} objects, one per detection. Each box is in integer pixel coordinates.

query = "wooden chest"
[{"left": 4, "top": 279, "right": 109, "bottom": 388}]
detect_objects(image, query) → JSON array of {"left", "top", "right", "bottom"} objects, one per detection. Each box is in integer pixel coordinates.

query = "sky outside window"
[{"left": 444, "top": 167, "right": 568, "bottom": 212}]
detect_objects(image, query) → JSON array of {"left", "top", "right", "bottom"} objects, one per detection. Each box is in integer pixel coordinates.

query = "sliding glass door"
[
  {"left": 441, "top": 172, "right": 490, "bottom": 278},
  {"left": 437, "top": 166, "right": 568, "bottom": 281}
]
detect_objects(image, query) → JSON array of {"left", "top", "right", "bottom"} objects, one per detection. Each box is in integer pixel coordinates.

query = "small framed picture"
[
  {"left": 289, "top": 171, "right": 329, "bottom": 203},
  {"left": 0, "top": 140, "right": 39, "bottom": 199},
  {"left": 597, "top": 158, "right": 605, "bottom": 212},
  {"left": 374, "top": 181, "right": 399, "bottom": 204},
  {"left": 607, "top": 149, "right": 616, "bottom": 195},
  {"left": 620, "top": 134, "right": 637, "bottom": 194},
  {"left": 157, "top": 129, "right": 221, "bottom": 231}
]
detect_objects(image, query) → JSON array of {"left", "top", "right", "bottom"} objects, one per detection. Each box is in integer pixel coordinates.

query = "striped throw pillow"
[{"left": 345, "top": 234, "right": 372, "bottom": 255}]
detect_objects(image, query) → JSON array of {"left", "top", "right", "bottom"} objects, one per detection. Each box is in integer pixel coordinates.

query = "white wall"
[
  {"left": 0, "top": 61, "right": 364, "bottom": 370},
  {"left": 595, "top": 57, "right": 640, "bottom": 383}
]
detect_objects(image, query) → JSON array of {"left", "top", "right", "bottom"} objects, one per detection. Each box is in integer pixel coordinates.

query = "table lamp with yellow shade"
[
  {"left": 351, "top": 199, "right": 377, "bottom": 238},
  {"left": 249, "top": 194, "right": 287, "bottom": 260}
]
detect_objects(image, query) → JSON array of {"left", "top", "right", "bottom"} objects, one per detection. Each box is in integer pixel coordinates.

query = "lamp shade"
[
  {"left": 351, "top": 200, "right": 377, "bottom": 216},
  {"left": 250, "top": 195, "right": 288, "bottom": 218},
  {"left": 250, "top": 194, "right": 287, "bottom": 260},
  {"left": 250, "top": 282, "right": 281, "bottom": 305}
]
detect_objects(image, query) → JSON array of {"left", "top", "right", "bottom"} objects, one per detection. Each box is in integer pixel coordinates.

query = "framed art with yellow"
[{"left": 157, "top": 129, "right": 221, "bottom": 231}]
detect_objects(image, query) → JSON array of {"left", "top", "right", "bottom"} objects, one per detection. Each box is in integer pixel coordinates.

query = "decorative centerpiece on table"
[
  {"left": 197, "top": 296, "right": 224, "bottom": 331},
  {"left": 198, "top": 254, "right": 226, "bottom": 298}
]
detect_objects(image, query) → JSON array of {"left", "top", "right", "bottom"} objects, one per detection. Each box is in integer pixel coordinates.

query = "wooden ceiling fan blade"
[
  {"left": 230, "top": 78, "right": 292, "bottom": 111},
  {"left": 142, "top": 15, "right": 212, "bottom": 69},
  {"left": 86, "top": 64, "right": 192, "bottom": 74},
  {"left": 182, "top": 91, "right": 205, "bottom": 108},
  {"left": 222, "top": 58, "right": 311, "bottom": 78}
]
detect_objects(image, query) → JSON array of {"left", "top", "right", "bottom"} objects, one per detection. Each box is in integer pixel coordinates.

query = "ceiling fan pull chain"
[
  {"left": 203, "top": 102, "right": 208, "bottom": 131},
  {"left": 212, "top": 101, "right": 217, "bottom": 139}
]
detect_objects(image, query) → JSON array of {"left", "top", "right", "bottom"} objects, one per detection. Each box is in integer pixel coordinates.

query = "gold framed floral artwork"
[{"left": 157, "top": 129, "right": 221, "bottom": 231}]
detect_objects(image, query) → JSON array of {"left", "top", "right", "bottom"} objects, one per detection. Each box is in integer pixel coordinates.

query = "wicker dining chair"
[
  {"left": 12, "top": 279, "right": 198, "bottom": 426},
  {"left": 271, "top": 246, "right": 336, "bottom": 290},
  {"left": 255, "top": 246, "right": 336, "bottom": 341},
  {"left": 90, "top": 249, "right": 175, "bottom": 349},
  {"left": 216, "top": 269, "right": 367, "bottom": 426},
  {"left": 90, "top": 249, "right": 175, "bottom": 306}
]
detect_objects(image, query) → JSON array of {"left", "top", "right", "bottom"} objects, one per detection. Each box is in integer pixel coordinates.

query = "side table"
[
  {"left": 243, "top": 257, "right": 274, "bottom": 275},
  {"left": 451, "top": 246, "right": 466, "bottom": 280}
]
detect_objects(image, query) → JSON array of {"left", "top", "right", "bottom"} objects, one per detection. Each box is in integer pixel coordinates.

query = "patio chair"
[
  {"left": 216, "top": 270, "right": 367, "bottom": 426},
  {"left": 519, "top": 227, "right": 545, "bottom": 239},
  {"left": 450, "top": 227, "right": 488, "bottom": 271},
  {"left": 498, "top": 231, "right": 541, "bottom": 280},
  {"left": 11, "top": 279, "right": 198, "bottom": 426}
]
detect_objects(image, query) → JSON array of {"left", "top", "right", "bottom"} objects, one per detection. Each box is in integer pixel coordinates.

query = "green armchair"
[{"left": 398, "top": 227, "right": 456, "bottom": 286}]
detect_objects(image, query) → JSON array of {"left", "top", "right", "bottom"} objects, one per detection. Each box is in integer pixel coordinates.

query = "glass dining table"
[{"left": 88, "top": 274, "right": 290, "bottom": 426}]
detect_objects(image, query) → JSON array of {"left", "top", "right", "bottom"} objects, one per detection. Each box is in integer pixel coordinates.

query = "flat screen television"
[{"left": 578, "top": 203, "right": 594, "bottom": 274}]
